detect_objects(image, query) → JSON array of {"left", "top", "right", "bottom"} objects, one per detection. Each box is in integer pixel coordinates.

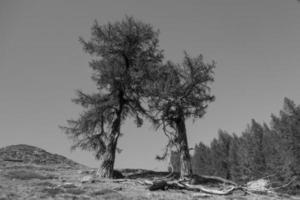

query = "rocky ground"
[{"left": 0, "top": 144, "right": 299, "bottom": 200}]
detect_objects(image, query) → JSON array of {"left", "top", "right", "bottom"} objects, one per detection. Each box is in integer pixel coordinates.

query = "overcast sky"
[{"left": 1, "top": 0, "right": 300, "bottom": 170}]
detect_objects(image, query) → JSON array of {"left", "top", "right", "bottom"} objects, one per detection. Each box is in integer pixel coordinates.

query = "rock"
[
  {"left": 247, "top": 179, "right": 269, "bottom": 192},
  {"left": 112, "top": 187, "right": 123, "bottom": 191},
  {"left": 192, "top": 193, "right": 211, "bottom": 198},
  {"left": 148, "top": 180, "right": 168, "bottom": 191},
  {"left": 61, "top": 182, "right": 77, "bottom": 188},
  {"left": 80, "top": 175, "right": 94, "bottom": 183},
  {"left": 59, "top": 177, "right": 67, "bottom": 182},
  {"left": 113, "top": 170, "right": 124, "bottom": 179}
]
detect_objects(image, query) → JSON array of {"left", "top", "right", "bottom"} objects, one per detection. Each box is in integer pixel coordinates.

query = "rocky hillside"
[{"left": 0, "top": 144, "right": 82, "bottom": 168}]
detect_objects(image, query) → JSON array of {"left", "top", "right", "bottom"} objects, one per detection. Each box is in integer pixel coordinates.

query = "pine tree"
[
  {"left": 149, "top": 53, "right": 215, "bottom": 178},
  {"left": 239, "top": 119, "right": 266, "bottom": 180},
  {"left": 261, "top": 123, "right": 283, "bottom": 177},
  {"left": 210, "top": 130, "right": 233, "bottom": 179},
  {"left": 271, "top": 98, "right": 300, "bottom": 178},
  {"left": 228, "top": 134, "right": 243, "bottom": 182},
  {"left": 192, "top": 142, "right": 213, "bottom": 176},
  {"left": 61, "top": 16, "right": 163, "bottom": 178}
]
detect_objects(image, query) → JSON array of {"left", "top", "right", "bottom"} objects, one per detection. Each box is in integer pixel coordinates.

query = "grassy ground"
[{"left": 0, "top": 162, "right": 299, "bottom": 200}]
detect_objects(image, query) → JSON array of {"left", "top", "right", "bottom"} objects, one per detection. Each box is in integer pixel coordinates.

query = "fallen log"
[
  {"left": 148, "top": 180, "right": 168, "bottom": 191},
  {"left": 271, "top": 176, "right": 297, "bottom": 190},
  {"left": 145, "top": 179, "right": 242, "bottom": 195},
  {"left": 147, "top": 180, "right": 200, "bottom": 192},
  {"left": 183, "top": 183, "right": 242, "bottom": 195},
  {"left": 199, "top": 175, "right": 237, "bottom": 186}
]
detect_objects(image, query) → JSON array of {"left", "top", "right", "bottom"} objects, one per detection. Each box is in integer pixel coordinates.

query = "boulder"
[
  {"left": 113, "top": 170, "right": 124, "bottom": 179},
  {"left": 80, "top": 175, "right": 94, "bottom": 183}
]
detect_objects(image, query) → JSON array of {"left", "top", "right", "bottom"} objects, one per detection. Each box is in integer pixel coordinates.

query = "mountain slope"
[{"left": 0, "top": 144, "right": 83, "bottom": 168}]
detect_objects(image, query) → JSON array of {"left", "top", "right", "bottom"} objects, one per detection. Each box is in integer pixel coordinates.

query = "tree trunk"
[
  {"left": 175, "top": 115, "right": 193, "bottom": 178},
  {"left": 97, "top": 91, "right": 123, "bottom": 178},
  {"left": 97, "top": 139, "right": 118, "bottom": 178}
]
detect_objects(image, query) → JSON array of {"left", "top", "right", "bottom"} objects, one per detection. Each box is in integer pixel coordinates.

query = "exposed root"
[
  {"left": 143, "top": 178, "right": 244, "bottom": 195},
  {"left": 199, "top": 175, "right": 237, "bottom": 186},
  {"left": 183, "top": 183, "right": 243, "bottom": 195},
  {"left": 139, "top": 174, "right": 295, "bottom": 196},
  {"left": 271, "top": 176, "right": 297, "bottom": 190}
]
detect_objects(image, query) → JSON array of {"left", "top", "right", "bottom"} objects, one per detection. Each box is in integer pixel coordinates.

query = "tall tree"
[
  {"left": 210, "top": 130, "right": 233, "bottom": 179},
  {"left": 228, "top": 133, "right": 243, "bottom": 182},
  {"left": 192, "top": 142, "right": 213, "bottom": 176},
  {"left": 149, "top": 53, "right": 215, "bottom": 178},
  {"left": 239, "top": 119, "right": 266, "bottom": 180},
  {"left": 261, "top": 123, "right": 283, "bottom": 177},
  {"left": 271, "top": 98, "right": 300, "bottom": 178},
  {"left": 61, "top": 16, "right": 163, "bottom": 178}
]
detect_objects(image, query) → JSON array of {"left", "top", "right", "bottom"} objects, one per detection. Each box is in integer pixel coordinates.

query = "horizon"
[{"left": 1, "top": 0, "right": 300, "bottom": 170}]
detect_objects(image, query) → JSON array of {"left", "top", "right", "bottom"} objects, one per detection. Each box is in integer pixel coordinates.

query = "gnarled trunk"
[
  {"left": 97, "top": 120, "right": 120, "bottom": 178},
  {"left": 97, "top": 91, "right": 123, "bottom": 178},
  {"left": 175, "top": 115, "right": 193, "bottom": 178},
  {"left": 97, "top": 138, "right": 118, "bottom": 178}
]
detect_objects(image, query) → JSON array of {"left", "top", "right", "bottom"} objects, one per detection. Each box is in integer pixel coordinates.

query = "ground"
[{"left": 0, "top": 145, "right": 299, "bottom": 200}]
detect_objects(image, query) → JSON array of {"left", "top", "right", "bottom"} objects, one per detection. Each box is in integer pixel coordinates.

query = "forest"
[{"left": 171, "top": 97, "right": 300, "bottom": 194}]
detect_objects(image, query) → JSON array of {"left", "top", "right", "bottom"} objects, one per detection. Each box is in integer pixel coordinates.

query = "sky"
[{"left": 1, "top": 0, "right": 300, "bottom": 170}]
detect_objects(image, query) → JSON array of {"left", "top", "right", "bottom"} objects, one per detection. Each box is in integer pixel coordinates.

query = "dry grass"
[
  {"left": 5, "top": 169, "right": 56, "bottom": 180},
  {"left": 40, "top": 187, "right": 64, "bottom": 197},
  {"left": 65, "top": 187, "right": 86, "bottom": 195},
  {"left": 33, "top": 181, "right": 57, "bottom": 187},
  {"left": 0, "top": 144, "right": 298, "bottom": 200}
]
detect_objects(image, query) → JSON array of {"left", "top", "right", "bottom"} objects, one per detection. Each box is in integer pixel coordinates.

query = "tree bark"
[
  {"left": 97, "top": 90, "right": 124, "bottom": 178},
  {"left": 97, "top": 115, "right": 122, "bottom": 178},
  {"left": 175, "top": 115, "right": 193, "bottom": 178},
  {"left": 97, "top": 138, "right": 118, "bottom": 178}
]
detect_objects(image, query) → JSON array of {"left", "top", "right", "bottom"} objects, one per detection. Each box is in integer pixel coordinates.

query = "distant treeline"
[{"left": 170, "top": 97, "right": 300, "bottom": 193}]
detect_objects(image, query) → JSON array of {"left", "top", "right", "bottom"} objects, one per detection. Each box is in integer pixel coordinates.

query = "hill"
[{"left": 0, "top": 144, "right": 83, "bottom": 168}]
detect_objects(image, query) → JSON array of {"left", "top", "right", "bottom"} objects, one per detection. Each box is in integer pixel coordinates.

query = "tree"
[
  {"left": 61, "top": 16, "right": 163, "bottom": 178},
  {"left": 210, "top": 130, "right": 233, "bottom": 179},
  {"left": 192, "top": 142, "right": 213, "bottom": 176},
  {"left": 228, "top": 133, "right": 243, "bottom": 182},
  {"left": 271, "top": 98, "right": 300, "bottom": 178},
  {"left": 149, "top": 53, "right": 215, "bottom": 178},
  {"left": 239, "top": 119, "right": 266, "bottom": 180},
  {"left": 261, "top": 123, "right": 283, "bottom": 177}
]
